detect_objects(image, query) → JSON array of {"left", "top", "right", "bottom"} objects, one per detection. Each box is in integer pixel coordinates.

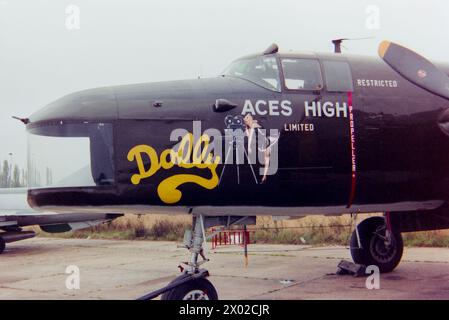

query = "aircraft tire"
[
  {"left": 0, "top": 237, "right": 5, "bottom": 254},
  {"left": 161, "top": 277, "right": 218, "bottom": 300},
  {"left": 350, "top": 216, "right": 403, "bottom": 273}
]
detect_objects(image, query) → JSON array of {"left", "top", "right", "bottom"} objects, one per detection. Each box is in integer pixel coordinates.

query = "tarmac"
[{"left": 0, "top": 237, "right": 448, "bottom": 300}]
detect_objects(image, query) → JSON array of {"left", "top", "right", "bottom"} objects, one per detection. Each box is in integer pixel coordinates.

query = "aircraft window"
[
  {"left": 223, "top": 56, "right": 281, "bottom": 92},
  {"left": 27, "top": 122, "right": 114, "bottom": 188},
  {"left": 323, "top": 60, "right": 354, "bottom": 92},
  {"left": 281, "top": 58, "right": 323, "bottom": 90}
]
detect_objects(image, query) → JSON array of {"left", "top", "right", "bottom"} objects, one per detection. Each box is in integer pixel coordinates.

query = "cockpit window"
[
  {"left": 322, "top": 60, "right": 354, "bottom": 92},
  {"left": 27, "top": 122, "right": 114, "bottom": 188},
  {"left": 281, "top": 58, "right": 323, "bottom": 91},
  {"left": 223, "top": 55, "right": 281, "bottom": 92}
]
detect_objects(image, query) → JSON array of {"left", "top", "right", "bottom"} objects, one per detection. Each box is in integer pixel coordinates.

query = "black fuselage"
[{"left": 26, "top": 51, "right": 449, "bottom": 217}]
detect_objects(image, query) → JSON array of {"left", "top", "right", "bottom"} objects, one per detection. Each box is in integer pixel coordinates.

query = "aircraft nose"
[{"left": 29, "top": 87, "right": 118, "bottom": 123}]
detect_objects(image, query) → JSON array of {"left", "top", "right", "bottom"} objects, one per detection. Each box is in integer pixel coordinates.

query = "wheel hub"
[
  {"left": 370, "top": 232, "right": 397, "bottom": 264},
  {"left": 182, "top": 289, "right": 210, "bottom": 300}
]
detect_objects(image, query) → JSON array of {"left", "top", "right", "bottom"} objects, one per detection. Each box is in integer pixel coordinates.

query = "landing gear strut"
[
  {"left": 350, "top": 215, "right": 404, "bottom": 273},
  {"left": 138, "top": 215, "right": 217, "bottom": 300},
  {"left": 161, "top": 215, "right": 218, "bottom": 300},
  {"left": 137, "top": 215, "right": 256, "bottom": 300}
]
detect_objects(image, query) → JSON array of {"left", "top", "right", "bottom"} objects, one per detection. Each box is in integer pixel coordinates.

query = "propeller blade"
[{"left": 379, "top": 41, "right": 449, "bottom": 100}]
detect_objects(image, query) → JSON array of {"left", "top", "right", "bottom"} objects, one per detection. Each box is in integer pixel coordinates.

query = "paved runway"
[{"left": 0, "top": 237, "right": 448, "bottom": 299}]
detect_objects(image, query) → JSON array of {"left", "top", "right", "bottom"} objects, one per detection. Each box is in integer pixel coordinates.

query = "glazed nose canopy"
[{"left": 27, "top": 122, "right": 114, "bottom": 189}]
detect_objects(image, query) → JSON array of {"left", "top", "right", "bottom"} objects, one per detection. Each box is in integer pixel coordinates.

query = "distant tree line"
[{"left": 0, "top": 159, "right": 27, "bottom": 188}]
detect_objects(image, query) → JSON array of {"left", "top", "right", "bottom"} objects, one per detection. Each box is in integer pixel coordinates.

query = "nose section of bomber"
[
  {"left": 29, "top": 86, "right": 118, "bottom": 123},
  {"left": 26, "top": 86, "right": 118, "bottom": 211}
]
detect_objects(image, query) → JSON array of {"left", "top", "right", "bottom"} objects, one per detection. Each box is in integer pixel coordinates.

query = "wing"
[{"left": 0, "top": 188, "right": 123, "bottom": 233}]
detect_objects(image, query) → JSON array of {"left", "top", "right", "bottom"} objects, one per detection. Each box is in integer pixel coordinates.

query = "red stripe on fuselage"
[{"left": 347, "top": 91, "right": 356, "bottom": 208}]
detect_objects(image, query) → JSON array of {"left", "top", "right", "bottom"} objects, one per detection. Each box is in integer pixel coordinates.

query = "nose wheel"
[
  {"left": 350, "top": 216, "right": 403, "bottom": 273},
  {"left": 161, "top": 276, "right": 218, "bottom": 300},
  {"left": 136, "top": 215, "right": 255, "bottom": 300},
  {"left": 137, "top": 215, "right": 218, "bottom": 300}
]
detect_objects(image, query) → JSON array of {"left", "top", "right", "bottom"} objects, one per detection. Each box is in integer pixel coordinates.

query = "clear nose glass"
[{"left": 27, "top": 122, "right": 114, "bottom": 188}]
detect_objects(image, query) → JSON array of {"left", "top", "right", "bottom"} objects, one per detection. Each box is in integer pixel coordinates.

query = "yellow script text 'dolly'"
[{"left": 127, "top": 133, "right": 221, "bottom": 204}]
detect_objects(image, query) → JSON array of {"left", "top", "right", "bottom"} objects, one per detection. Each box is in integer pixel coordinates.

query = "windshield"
[
  {"left": 27, "top": 122, "right": 114, "bottom": 188},
  {"left": 223, "top": 55, "right": 281, "bottom": 92}
]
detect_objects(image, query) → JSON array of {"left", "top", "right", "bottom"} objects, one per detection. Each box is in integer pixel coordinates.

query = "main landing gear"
[{"left": 350, "top": 215, "right": 404, "bottom": 273}]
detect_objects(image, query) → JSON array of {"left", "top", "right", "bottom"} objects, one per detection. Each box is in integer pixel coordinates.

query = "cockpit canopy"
[
  {"left": 223, "top": 55, "right": 281, "bottom": 92},
  {"left": 223, "top": 49, "right": 354, "bottom": 93}
]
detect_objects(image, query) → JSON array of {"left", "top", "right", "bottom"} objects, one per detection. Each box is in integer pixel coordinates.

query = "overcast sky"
[{"left": 1, "top": 0, "right": 448, "bottom": 169}]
